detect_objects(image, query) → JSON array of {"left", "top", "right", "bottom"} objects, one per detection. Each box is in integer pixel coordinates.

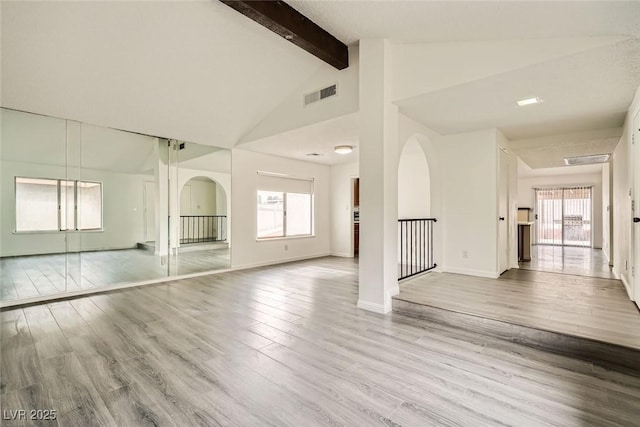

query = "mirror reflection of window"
[{"left": 15, "top": 177, "right": 58, "bottom": 231}]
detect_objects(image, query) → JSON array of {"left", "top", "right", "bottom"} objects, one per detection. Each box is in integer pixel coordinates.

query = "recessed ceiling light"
[
  {"left": 517, "top": 97, "right": 543, "bottom": 107},
  {"left": 334, "top": 145, "right": 353, "bottom": 155},
  {"left": 564, "top": 154, "right": 610, "bottom": 166},
  {"left": 284, "top": 34, "right": 294, "bottom": 40}
]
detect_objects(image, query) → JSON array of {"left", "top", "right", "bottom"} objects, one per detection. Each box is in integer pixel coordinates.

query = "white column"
[
  {"left": 154, "top": 138, "right": 169, "bottom": 256},
  {"left": 358, "top": 39, "right": 399, "bottom": 314}
]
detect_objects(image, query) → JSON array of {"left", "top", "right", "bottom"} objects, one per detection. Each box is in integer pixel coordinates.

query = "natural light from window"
[{"left": 15, "top": 177, "right": 103, "bottom": 232}]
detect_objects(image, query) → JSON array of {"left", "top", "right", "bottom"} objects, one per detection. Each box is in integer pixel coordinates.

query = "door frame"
[{"left": 632, "top": 110, "right": 640, "bottom": 307}]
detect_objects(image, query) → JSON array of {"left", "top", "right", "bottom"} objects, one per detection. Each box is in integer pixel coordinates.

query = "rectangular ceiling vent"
[
  {"left": 304, "top": 84, "right": 337, "bottom": 106},
  {"left": 564, "top": 154, "right": 610, "bottom": 166}
]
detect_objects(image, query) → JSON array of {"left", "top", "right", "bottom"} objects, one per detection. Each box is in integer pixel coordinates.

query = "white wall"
[
  {"left": 518, "top": 172, "right": 603, "bottom": 248},
  {"left": 181, "top": 179, "right": 217, "bottom": 215},
  {"left": 240, "top": 46, "right": 359, "bottom": 144},
  {"left": 330, "top": 161, "right": 358, "bottom": 257},
  {"left": 613, "top": 84, "right": 640, "bottom": 298},
  {"left": 230, "top": 149, "right": 331, "bottom": 268},
  {"left": 1, "top": 160, "right": 147, "bottom": 257},
  {"left": 438, "top": 129, "right": 499, "bottom": 277},
  {"left": 398, "top": 139, "right": 430, "bottom": 219}
]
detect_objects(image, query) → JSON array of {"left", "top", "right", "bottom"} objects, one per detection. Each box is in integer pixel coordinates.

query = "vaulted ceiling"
[{"left": 2, "top": 1, "right": 640, "bottom": 169}]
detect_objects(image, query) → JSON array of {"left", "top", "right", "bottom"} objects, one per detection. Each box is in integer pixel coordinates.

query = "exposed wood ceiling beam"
[{"left": 219, "top": 0, "right": 349, "bottom": 70}]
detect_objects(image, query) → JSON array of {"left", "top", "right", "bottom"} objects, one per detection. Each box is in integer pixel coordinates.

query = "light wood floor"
[
  {"left": 519, "top": 245, "right": 615, "bottom": 279},
  {"left": 0, "top": 249, "right": 230, "bottom": 302},
  {"left": 397, "top": 268, "right": 640, "bottom": 350},
  {"left": 2, "top": 257, "right": 640, "bottom": 426}
]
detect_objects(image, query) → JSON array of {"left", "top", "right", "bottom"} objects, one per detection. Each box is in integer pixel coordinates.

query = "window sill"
[{"left": 256, "top": 235, "right": 315, "bottom": 242}]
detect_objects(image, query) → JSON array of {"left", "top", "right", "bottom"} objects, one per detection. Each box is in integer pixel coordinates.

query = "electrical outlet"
[
  {"left": 284, "top": 244, "right": 288, "bottom": 251},
  {"left": 462, "top": 250, "right": 468, "bottom": 259}
]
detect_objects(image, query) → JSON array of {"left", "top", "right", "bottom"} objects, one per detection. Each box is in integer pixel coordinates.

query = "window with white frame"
[
  {"left": 256, "top": 173, "right": 313, "bottom": 239},
  {"left": 15, "top": 177, "right": 103, "bottom": 232}
]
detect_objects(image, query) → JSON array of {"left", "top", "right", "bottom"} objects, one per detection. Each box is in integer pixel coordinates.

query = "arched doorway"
[
  {"left": 180, "top": 176, "right": 228, "bottom": 244},
  {"left": 397, "top": 136, "right": 434, "bottom": 279},
  {"left": 174, "top": 176, "right": 230, "bottom": 271}
]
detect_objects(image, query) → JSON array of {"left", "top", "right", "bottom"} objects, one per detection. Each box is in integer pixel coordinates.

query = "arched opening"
[
  {"left": 172, "top": 175, "right": 230, "bottom": 271},
  {"left": 397, "top": 135, "right": 434, "bottom": 280},
  {"left": 398, "top": 138, "right": 430, "bottom": 219},
  {"left": 180, "top": 176, "right": 228, "bottom": 245}
]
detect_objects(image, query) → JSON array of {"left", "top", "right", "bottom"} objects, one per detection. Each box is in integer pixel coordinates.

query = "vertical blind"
[{"left": 534, "top": 186, "right": 592, "bottom": 247}]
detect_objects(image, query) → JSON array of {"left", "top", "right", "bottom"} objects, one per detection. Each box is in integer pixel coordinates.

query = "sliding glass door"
[{"left": 534, "top": 186, "right": 592, "bottom": 247}]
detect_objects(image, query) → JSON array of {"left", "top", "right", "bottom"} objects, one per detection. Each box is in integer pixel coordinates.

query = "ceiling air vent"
[
  {"left": 304, "top": 84, "right": 337, "bottom": 106},
  {"left": 564, "top": 154, "right": 610, "bottom": 166}
]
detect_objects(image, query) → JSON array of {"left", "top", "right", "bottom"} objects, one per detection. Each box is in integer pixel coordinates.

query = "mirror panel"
[
  {"left": 171, "top": 141, "right": 231, "bottom": 275},
  {"left": 0, "top": 108, "right": 231, "bottom": 305},
  {"left": 1, "top": 109, "right": 69, "bottom": 300}
]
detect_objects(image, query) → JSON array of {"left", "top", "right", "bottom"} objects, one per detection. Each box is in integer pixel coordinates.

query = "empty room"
[{"left": 2, "top": 1, "right": 640, "bottom": 426}]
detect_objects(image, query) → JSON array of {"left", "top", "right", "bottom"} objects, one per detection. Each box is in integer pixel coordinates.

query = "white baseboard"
[
  {"left": 441, "top": 266, "right": 499, "bottom": 279},
  {"left": 357, "top": 299, "right": 391, "bottom": 314},
  {"left": 330, "top": 252, "right": 354, "bottom": 258},
  {"left": 232, "top": 253, "right": 332, "bottom": 271}
]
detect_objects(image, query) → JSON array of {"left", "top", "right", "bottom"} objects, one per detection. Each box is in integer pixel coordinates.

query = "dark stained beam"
[{"left": 219, "top": 0, "right": 349, "bottom": 70}]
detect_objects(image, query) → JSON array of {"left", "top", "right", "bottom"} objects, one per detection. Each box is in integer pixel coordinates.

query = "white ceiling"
[
  {"left": 0, "top": 1, "right": 323, "bottom": 150},
  {"left": 279, "top": 1, "right": 640, "bottom": 168},
  {"left": 290, "top": 1, "right": 640, "bottom": 44},
  {"left": 517, "top": 157, "right": 604, "bottom": 178},
  {"left": 509, "top": 127, "right": 622, "bottom": 169},
  {"left": 2, "top": 1, "right": 639, "bottom": 170},
  {"left": 397, "top": 39, "right": 640, "bottom": 140},
  {"left": 238, "top": 113, "right": 360, "bottom": 165}
]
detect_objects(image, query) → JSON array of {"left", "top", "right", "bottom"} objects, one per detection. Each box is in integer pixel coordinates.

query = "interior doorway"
[{"left": 535, "top": 186, "right": 593, "bottom": 247}]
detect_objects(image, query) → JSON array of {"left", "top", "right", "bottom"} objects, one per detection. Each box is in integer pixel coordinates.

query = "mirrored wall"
[{"left": 0, "top": 108, "right": 231, "bottom": 305}]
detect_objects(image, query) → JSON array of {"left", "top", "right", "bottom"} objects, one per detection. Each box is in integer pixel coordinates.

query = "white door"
[
  {"left": 633, "top": 111, "right": 640, "bottom": 308},
  {"left": 498, "top": 148, "right": 509, "bottom": 274},
  {"left": 144, "top": 181, "right": 155, "bottom": 242}
]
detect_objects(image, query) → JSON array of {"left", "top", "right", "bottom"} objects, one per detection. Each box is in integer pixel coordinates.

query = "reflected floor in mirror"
[
  {"left": 518, "top": 245, "right": 615, "bottom": 280},
  {"left": 0, "top": 248, "right": 230, "bottom": 301}
]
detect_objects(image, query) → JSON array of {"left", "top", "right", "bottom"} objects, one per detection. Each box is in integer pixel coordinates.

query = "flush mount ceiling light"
[
  {"left": 334, "top": 145, "right": 353, "bottom": 155},
  {"left": 564, "top": 154, "right": 610, "bottom": 166},
  {"left": 516, "top": 97, "right": 543, "bottom": 107}
]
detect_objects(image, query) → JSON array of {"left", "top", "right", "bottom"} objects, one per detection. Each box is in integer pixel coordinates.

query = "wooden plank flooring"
[
  {"left": 519, "top": 246, "right": 615, "bottom": 280},
  {"left": 2, "top": 257, "right": 640, "bottom": 426},
  {"left": 0, "top": 249, "right": 230, "bottom": 302},
  {"left": 396, "top": 268, "right": 640, "bottom": 350}
]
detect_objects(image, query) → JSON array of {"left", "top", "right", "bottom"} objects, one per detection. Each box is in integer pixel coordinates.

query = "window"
[
  {"left": 15, "top": 177, "right": 103, "bottom": 232},
  {"left": 256, "top": 173, "right": 313, "bottom": 239}
]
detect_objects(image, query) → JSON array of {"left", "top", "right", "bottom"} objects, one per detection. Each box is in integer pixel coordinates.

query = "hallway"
[{"left": 518, "top": 245, "right": 615, "bottom": 279}]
